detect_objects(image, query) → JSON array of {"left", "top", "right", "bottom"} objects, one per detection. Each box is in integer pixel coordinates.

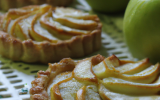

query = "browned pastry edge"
[
  {"left": 0, "top": 5, "right": 102, "bottom": 64},
  {"left": 30, "top": 58, "right": 76, "bottom": 100},
  {"left": 0, "top": 22, "right": 102, "bottom": 63},
  {"left": 30, "top": 54, "right": 105, "bottom": 100},
  {"left": 0, "top": 0, "right": 74, "bottom": 11}
]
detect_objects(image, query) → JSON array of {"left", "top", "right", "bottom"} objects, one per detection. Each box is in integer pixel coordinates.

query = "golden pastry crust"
[
  {"left": 0, "top": 0, "right": 73, "bottom": 11},
  {"left": 0, "top": 30, "right": 101, "bottom": 63},
  {"left": 30, "top": 58, "right": 76, "bottom": 100},
  {"left": 30, "top": 54, "right": 160, "bottom": 100},
  {"left": 0, "top": 4, "right": 102, "bottom": 63}
]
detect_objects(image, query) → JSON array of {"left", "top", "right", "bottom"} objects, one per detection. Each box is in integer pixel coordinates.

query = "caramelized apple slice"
[
  {"left": 73, "top": 59, "right": 97, "bottom": 83},
  {"left": 85, "top": 85, "right": 101, "bottom": 100},
  {"left": 104, "top": 55, "right": 121, "bottom": 67},
  {"left": 40, "top": 11, "right": 72, "bottom": 40},
  {"left": 14, "top": 14, "right": 36, "bottom": 40},
  {"left": 121, "top": 64, "right": 160, "bottom": 83},
  {"left": 92, "top": 61, "right": 108, "bottom": 79},
  {"left": 92, "top": 56, "right": 121, "bottom": 79},
  {"left": 94, "top": 62, "right": 160, "bottom": 83},
  {"left": 1, "top": 4, "right": 52, "bottom": 40},
  {"left": 76, "top": 86, "right": 86, "bottom": 100},
  {"left": 101, "top": 71, "right": 160, "bottom": 95},
  {"left": 99, "top": 84, "right": 160, "bottom": 100},
  {"left": 48, "top": 72, "right": 72, "bottom": 98},
  {"left": 30, "top": 13, "right": 59, "bottom": 43},
  {"left": 5, "top": 14, "right": 27, "bottom": 35},
  {"left": 58, "top": 78, "right": 86, "bottom": 100},
  {"left": 116, "top": 58, "right": 151, "bottom": 75},
  {"left": 14, "top": 5, "right": 51, "bottom": 40},
  {"left": 54, "top": 17, "right": 98, "bottom": 30},
  {"left": 77, "top": 85, "right": 101, "bottom": 100},
  {"left": 40, "top": 10, "right": 90, "bottom": 38},
  {"left": 1, "top": 5, "right": 40, "bottom": 32},
  {"left": 93, "top": 55, "right": 158, "bottom": 83},
  {"left": 50, "top": 72, "right": 73, "bottom": 100},
  {"left": 53, "top": 7, "right": 99, "bottom": 21},
  {"left": 50, "top": 72, "right": 100, "bottom": 100}
]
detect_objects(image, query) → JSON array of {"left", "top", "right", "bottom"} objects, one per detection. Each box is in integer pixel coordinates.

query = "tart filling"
[
  {"left": 30, "top": 54, "right": 160, "bottom": 100},
  {"left": 0, "top": 4, "right": 102, "bottom": 63}
]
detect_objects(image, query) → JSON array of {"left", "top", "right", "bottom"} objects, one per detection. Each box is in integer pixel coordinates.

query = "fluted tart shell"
[{"left": 0, "top": 4, "right": 102, "bottom": 63}]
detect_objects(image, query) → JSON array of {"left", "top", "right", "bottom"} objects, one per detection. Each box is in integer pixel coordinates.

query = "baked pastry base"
[{"left": 0, "top": 29, "right": 101, "bottom": 63}]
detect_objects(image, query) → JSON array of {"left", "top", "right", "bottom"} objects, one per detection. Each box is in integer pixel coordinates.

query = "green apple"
[
  {"left": 123, "top": 0, "right": 160, "bottom": 63},
  {"left": 85, "top": 0, "right": 129, "bottom": 13}
]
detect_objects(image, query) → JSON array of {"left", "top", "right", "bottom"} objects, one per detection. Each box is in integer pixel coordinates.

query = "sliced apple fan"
[
  {"left": 1, "top": 4, "right": 98, "bottom": 42},
  {"left": 30, "top": 54, "right": 160, "bottom": 100},
  {"left": 91, "top": 55, "right": 160, "bottom": 97}
]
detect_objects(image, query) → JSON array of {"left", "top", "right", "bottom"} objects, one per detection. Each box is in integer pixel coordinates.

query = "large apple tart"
[
  {"left": 30, "top": 54, "right": 160, "bottom": 100},
  {"left": 0, "top": 4, "right": 102, "bottom": 63},
  {"left": 0, "top": 0, "right": 73, "bottom": 11}
]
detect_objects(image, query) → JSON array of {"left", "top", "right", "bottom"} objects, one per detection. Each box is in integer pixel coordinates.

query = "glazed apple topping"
[
  {"left": 0, "top": 4, "right": 102, "bottom": 63},
  {"left": 0, "top": 4, "right": 101, "bottom": 43},
  {"left": 30, "top": 54, "right": 160, "bottom": 100}
]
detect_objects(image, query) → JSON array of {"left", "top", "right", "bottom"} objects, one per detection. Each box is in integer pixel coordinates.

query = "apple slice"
[
  {"left": 40, "top": 11, "right": 72, "bottom": 40},
  {"left": 4, "top": 14, "right": 26, "bottom": 35},
  {"left": 14, "top": 5, "right": 52, "bottom": 40},
  {"left": 92, "top": 55, "right": 121, "bottom": 79},
  {"left": 57, "top": 79, "right": 100, "bottom": 100},
  {"left": 30, "top": 13, "right": 59, "bottom": 43},
  {"left": 102, "top": 55, "right": 157, "bottom": 83},
  {"left": 73, "top": 59, "right": 97, "bottom": 83},
  {"left": 14, "top": 14, "right": 35, "bottom": 40},
  {"left": 76, "top": 86, "right": 86, "bottom": 100},
  {"left": 1, "top": 5, "right": 41, "bottom": 33},
  {"left": 101, "top": 72, "right": 160, "bottom": 95},
  {"left": 85, "top": 85, "right": 101, "bottom": 100},
  {"left": 77, "top": 85, "right": 102, "bottom": 100},
  {"left": 50, "top": 72, "right": 72, "bottom": 100},
  {"left": 92, "top": 61, "right": 108, "bottom": 79},
  {"left": 25, "top": 5, "right": 59, "bottom": 42},
  {"left": 99, "top": 84, "right": 160, "bottom": 100},
  {"left": 48, "top": 72, "right": 72, "bottom": 97},
  {"left": 77, "top": 85, "right": 101, "bottom": 100},
  {"left": 93, "top": 55, "right": 159, "bottom": 83},
  {"left": 58, "top": 78, "right": 85, "bottom": 100},
  {"left": 121, "top": 64, "right": 160, "bottom": 83},
  {"left": 104, "top": 55, "right": 121, "bottom": 68},
  {"left": 53, "top": 7, "right": 99, "bottom": 21},
  {"left": 40, "top": 10, "right": 90, "bottom": 38},
  {"left": 116, "top": 58, "right": 151, "bottom": 75},
  {"left": 2, "top": 4, "right": 52, "bottom": 40},
  {"left": 54, "top": 17, "right": 98, "bottom": 30}
]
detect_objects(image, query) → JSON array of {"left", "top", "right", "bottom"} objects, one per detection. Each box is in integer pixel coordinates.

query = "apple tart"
[
  {"left": 0, "top": 4, "right": 102, "bottom": 63},
  {"left": 30, "top": 54, "right": 160, "bottom": 100},
  {"left": 0, "top": 0, "right": 73, "bottom": 11}
]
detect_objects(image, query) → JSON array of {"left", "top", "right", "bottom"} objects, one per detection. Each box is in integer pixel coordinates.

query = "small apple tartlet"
[
  {"left": 30, "top": 54, "right": 160, "bottom": 100},
  {"left": 0, "top": 4, "right": 102, "bottom": 63},
  {"left": 0, "top": 0, "right": 73, "bottom": 11}
]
